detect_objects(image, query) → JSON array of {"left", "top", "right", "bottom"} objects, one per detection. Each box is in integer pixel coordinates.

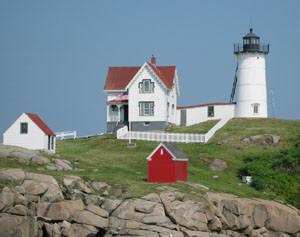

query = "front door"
[{"left": 123, "top": 105, "right": 128, "bottom": 122}]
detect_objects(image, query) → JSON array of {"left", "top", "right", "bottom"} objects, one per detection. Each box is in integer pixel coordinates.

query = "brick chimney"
[{"left": 150, "top": 55, "right": 156, "bottom": 65}]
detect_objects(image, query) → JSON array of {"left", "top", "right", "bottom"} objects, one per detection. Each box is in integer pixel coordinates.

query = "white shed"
[{"left": 3, "top": 112, "right": 56, "bottom": 153}]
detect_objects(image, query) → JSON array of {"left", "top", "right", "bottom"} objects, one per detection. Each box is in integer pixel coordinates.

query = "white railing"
[
  {"left": 204, "top": 117, "right": 231, "bottom": 142},
  {"left": 118, "top": 129, "right": 205, "bottom": 143},
  {"left": 55, "top": 131, "right": 77, "bottom": 140},
  {"left": 116, "top": 117, "right": 231, "bottom": 143}
]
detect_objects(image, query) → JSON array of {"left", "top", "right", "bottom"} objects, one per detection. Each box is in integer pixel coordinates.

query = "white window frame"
[
  {"left": 139, "top": 102, "right": 154, "bottom": 116},
  {"left": 139, "top": 79, "right": 154, "bottom": 94}
]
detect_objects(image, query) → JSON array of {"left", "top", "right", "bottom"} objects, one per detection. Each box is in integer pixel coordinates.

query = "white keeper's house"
[
  {"left": 3, "top": 112, "right": 56, "bottom": 153},
  {"left": 104, "top": 28, "right": 269, "bottom": 133}
]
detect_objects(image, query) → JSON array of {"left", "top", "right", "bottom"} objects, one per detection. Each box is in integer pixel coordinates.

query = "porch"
[{"left": 107, "top": 102, "right": 129, "bottom": 133}]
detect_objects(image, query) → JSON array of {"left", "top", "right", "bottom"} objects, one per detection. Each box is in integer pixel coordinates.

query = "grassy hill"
[{"left": 1, "top": 118, "right": 300, "bottom": 207}]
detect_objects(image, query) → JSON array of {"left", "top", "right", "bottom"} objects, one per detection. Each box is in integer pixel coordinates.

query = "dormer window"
[
  {"left": 252, "top": 103, "right": 260, "bottom": 114},
  {"left": 139, "top": 79, "right": 154, "bottom": 93}
]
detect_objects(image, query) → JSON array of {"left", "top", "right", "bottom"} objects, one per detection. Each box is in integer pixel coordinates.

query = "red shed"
[{"left": 147, "top": 142, "right": 188, "bottom": 183}]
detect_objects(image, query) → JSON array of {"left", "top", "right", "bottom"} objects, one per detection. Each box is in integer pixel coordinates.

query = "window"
[
  {"left": 139, "top": 102, "right": 154, "bottom": 116},
  {"left": 20, "top": 122, "right": 28, "bottom": 134},
  {"left": 167, "top": 102, "right": 170, "bottom": 118},
  {"left": 253, "top": 103, "right": 260, "bottom": 114},
  {"left": 172, "top": 104, "right": 175, "bottom": 115},
  {"left": 208, "top": 106, "right": 214, "bottom": 117},
  {"left": 139, "top": 79, "right": 154, "bottom": 93},
  {"left": 144, "top": 122, "right": 150, "bottom": 126},
  {"left": 111, "top": 105, "right": 118, "bottom": 112}
]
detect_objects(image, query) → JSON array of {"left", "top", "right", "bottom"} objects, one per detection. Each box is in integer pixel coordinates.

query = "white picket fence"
[
  {"left": 55, "top": 131, "right": 77, "bottom": 140},
  {"left": 117, "top": 117, "right": 231, "bottom": 143}
]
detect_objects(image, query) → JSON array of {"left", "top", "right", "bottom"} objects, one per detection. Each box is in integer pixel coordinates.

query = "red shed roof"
[
  {"left": 177, "top": 102, "right": 235, "bottom": 110},
  {"left": 26, "top": 113, "right": 55, "bottom": 136},
  {"left": 104, "top": 63, "right": 176, "bottom": 91}
]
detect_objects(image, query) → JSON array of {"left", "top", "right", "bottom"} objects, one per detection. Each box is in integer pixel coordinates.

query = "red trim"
[
  {"left": 177, "top": 102, "right": 235, "bottom": 110},
  {"left": 25, "top": 113, "right": 55, "bottom": 136},
  {"left": 108, "top": 99, "right": 128, "bottom": 103}
]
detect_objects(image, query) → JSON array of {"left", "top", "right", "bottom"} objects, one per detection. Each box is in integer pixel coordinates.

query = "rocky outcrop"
[
  {"left": 242, "top": 134, "right": 280, "bottom": 145},
  {"left": 0, "top": 145, "right": 74, "bottom": 171},
  {"left": 0, "top": 168, "right": 299, "bottom": 237},
  {"left": 209, "top": 159, "right": 228, "bottom": 171}
]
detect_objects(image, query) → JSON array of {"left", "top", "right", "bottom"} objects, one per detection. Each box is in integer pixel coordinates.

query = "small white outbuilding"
[{"left": 3, "top": 112, "right": 56, "bottom": 153}]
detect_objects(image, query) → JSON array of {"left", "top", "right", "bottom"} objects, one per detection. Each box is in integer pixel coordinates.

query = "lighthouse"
[{"left": 231, "top": 28, "right": 269, "bottom": 118}]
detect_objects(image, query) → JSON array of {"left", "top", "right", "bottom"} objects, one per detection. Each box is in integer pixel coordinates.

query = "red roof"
[
  {"left": 177, "top": 102, "right": 235, "bottom": 110},
  {"left": 26, "top": 113, "right": 55, "bottom": 136},
  {"left": 104, "top": 63, "right": 176, "bottom": 90}
]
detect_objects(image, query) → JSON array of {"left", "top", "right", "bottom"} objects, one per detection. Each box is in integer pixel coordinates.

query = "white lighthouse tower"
[{"left": 231, "top": 28, "right": 269, "bottom": 118}]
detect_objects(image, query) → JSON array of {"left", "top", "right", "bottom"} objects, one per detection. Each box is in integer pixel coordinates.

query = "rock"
[
  {"left": 42, "top": 223, "right": 61, "bottom": 237},
  {"left": 186, "top": 182, "right": 210, "bottom": 191},
  {"left": 141, "top": 215, "right": 170, "bottom": 225},
  {"left": 45, "top": 163, "right": 58, "bottom": 171},
  {"left": 253, "top": 204, "right": 268, "bottom": 228},
  {"left": 8, "top": 204, "right": 28, "bottom": 216},
  {"left": 21, "top": 180, "right": 48, "bottom": 196},
  {"left": 135, "top": 199, "right": 156, "bottom": 214},
  {"left": 15, "top": 186, "right": 26, "bottom": 195},
  {"left": 181, "top": 229, "right": 210, "bottom": 237},
  {"left": 265, "top": 201, "right": 300, "bottom": 234},
  {"left": 70, "top": 210, "right": 108, "bottom": 229},
  {"left": 209, "top": 159, "right": 228, "bottom": 171},
  {"left": 14, "top": 191, "right": 27, "bottom": 206},
  {"left": 160, "top": 192, "right": 208, "bottom": 231},
  {"left": 0, "top": 187, "right": 15, "bottom": 211},
  {"left": 102, "top": 198, "right": 122, "bottom": 214},
  {"left": 61, "top": 223, "right": 98, "bottom": 237},
  {"left": 86, "top": 203, "right": 109, "bottom": 218},
  {"left": 112, "top": 199, "right": 165, "bottom": 223},
  {"left": 31, "top": 156, "right": 50, "bottom": 165},
  {"left": 90, "top": 181, "right": 110, "bottom": 191},
  {"left": 10, "top": 151, "right": 34, "bottom": 164},
  {"left": 63, "top": 175, "right": 92, "bottom": 194},
  {"left": 242, "top": 134, "right": 280, "bottom": 145},
  {"left": 142, "top": 193, "right": 161, "bottom": 203},
  {"left": 37, "top": 199, "right": 85, "bottom": 221},
  {"left": 59, "top": 220, "right": 71, "bottom": 236},
  {"left": 26, "top": 172, "right": 64, "bottom": 202},
  {"left": 208, "top": 216, "right": 222, "bottom": 231},
  {"left": 109, "top": 216, "right": 182, "bottom": 237},
  {"left": 0, "top": 168, "right": 26, "bottom": 184},
  {"left": 54, "top": 159, "right": 73, "bottom": 171},
  {"left": 0, "top": 213, "right": 39, "bottom": 237},
  {"left": 83, "top": 194, "right": 104, "bottom": 206}
]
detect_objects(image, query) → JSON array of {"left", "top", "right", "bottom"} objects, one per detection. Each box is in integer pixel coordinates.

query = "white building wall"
[
  {"left": 166, "top": 84, "right": 177, "bottom": 124},
  {"left": 128, "top": 65, "right": 168, "bottom": 122},
  {"left": 3, "top": 113, "right": 50, "bottom": 151},
  {"left": 235, "top": 52, "right": 268, "bottom": 118},
  {"left": 177, "top": 104, "right": 235, "bottom": 126}
]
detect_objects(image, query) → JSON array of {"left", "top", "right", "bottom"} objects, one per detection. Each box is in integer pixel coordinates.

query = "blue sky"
[{"left": 0, "top": 1, "right": 299, "bottom": 139}]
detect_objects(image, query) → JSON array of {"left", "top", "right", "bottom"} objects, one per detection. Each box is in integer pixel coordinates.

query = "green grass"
[
  {"left": 1, "top": 118, "right": 300, "bottom": 206},
  {"left": 167, "top": 120, "right": 219, "bottom": 134}
]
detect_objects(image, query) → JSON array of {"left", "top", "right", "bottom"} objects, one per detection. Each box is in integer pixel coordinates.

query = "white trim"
[
  {"left": 125, "top": 62, "right": 169, "bottom": 92},
  {"left": 146, "top": 142, "right": 188, "bottom": 161}
]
